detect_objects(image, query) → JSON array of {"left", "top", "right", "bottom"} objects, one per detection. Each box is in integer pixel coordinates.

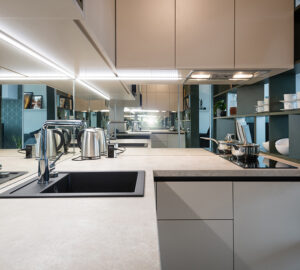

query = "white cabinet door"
[
  {"left": 116, "top": 0, "right": 175, "bottom": 68},
  {"left": 157, "top": 181, "right": 233, "bottom": 219},
  {"left": 235, "top": 0, "right": 294, "bottom": 69},
  {"left": 176, "top": 0, "right": 234, "bottom": 69},
  {"left": 158, "top": 220, "right": 233, "bottom": 270},
  {"left": 234, "top": 182, "right": 300, "bottom": 270}
]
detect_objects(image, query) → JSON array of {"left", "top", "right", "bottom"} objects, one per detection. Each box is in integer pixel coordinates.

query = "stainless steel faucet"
[
  {"left": 38, "top": 120, "right": 86, "bottom": 184},
  {"left": 107, "top": 120, "right": 127, "bottom": 143}
]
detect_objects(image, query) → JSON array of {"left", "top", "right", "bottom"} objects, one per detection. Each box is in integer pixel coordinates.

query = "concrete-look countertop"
[{"left": 0, "top": 148, "right": 299, "bottom": 270}]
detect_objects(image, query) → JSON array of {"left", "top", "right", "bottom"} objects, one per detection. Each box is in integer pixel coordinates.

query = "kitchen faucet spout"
[{"left": 38, "top": 120, "right": 86, "bottom": 184}]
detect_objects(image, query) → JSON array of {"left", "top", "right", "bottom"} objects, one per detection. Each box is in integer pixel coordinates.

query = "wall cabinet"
[
  {"left": 141, "top": 84, "right": 183, "bottom": 111},
  {"left": 176, "top": 0, "right": 234, "bottom": 69},
  {"left": 116, "top": 0, "right": 293, "bottom": 69},
  {"left": 116, "top": 0, "right": 175, "bottom": 68},
  {"left": 235, "top": 0, "right": 294, "bottom": 69},
  {"left": 234, "top": 181, "right": 300, "bottom": 270}
]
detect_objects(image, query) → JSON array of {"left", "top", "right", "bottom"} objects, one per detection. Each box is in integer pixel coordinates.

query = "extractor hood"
[{"left": 184, "top": 70, "right": 275, "bottom": 85}]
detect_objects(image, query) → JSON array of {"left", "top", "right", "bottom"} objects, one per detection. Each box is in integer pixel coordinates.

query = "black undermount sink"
[{"left": 0, "top": 171, "right": 145, "bottom": 198}]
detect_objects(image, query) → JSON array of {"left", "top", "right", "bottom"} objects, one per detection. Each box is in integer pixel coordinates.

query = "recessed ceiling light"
[
  {"left": 190, "top": 72, "right": 211, "bottom": 79},
  {"left": 232, "top": 72, "right": 253, "bottom": 79}
]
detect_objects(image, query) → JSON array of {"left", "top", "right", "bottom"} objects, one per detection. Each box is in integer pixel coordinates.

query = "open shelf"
[{"left": 213, "top": 109, "right": 300, "bottom": 119}]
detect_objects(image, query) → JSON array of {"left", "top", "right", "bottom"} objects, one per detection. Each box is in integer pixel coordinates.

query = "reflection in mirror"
[{"left": 256, "top": 116, "right": 269, "bottom": 151}]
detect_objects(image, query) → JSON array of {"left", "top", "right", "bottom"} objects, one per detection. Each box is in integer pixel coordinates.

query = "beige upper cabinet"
[
  {"left": 116, "top": 0, "right": 175, "bottom": 68},
  {"left": 235, "top": 0, "right": 294, "bottom": 69},
  {"left": 141, "top": 84, "right": 183, "bottom": 111},
  {"left": 176, "top": 0, "right": 234, "bottom": 69}
]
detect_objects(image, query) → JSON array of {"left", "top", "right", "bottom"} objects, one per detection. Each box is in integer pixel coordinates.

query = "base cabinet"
[
  {"left": 151, "top": 134, "right": 186, "bottom": 148},
  {"left": 234, "top": 182, "right": 300, "bottom": 270},
  {"left": 157, "top": 179, "right": 300, "bottom": 270},
  {"left": 158, "top": 220, "right": 233, "bottom": 270},
  {"left": 156, "top": 181, "right": 233, "bottom": 270}
]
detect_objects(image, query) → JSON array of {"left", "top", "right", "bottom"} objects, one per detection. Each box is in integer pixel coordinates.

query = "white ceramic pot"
[
  {"left": 262, "top": 141, "right": 269, "bottom": 152},
  {"left": 284, "top": 101, "right": 296, "bottom": 110},
  {"left": 275, "top": 138, "right": 289, "bottom": 156},
  {"left": 284, "top": 94, "right": 296, "bottom": 102}
]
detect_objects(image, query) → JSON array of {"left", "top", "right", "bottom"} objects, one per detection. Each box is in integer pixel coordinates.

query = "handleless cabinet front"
[
  {"left": 235, "top": 0, "right": 294, "bottom": 69},
  {"left": 176, "top": 0, "right": 234, "bottom": 69},
  {"left": 157, "top": 181, "right": 233, "bottom": 219},
  {"left": 116, "top": 0, "right": 175, "bottom": 68}
]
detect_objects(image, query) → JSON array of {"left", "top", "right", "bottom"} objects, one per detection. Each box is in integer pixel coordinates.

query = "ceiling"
[{"left": 0, "top": 0, "right": 83, "bottom": 19}]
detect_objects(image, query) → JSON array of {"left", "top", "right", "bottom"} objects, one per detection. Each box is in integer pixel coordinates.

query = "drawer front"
[
  {"left": 157, "top": 181, "right": 233, "bottom": 219},
  {"left": 158, "top": 220, "right": 233, "bottom": 270}
]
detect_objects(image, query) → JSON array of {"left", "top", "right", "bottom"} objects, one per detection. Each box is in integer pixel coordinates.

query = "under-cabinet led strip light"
[
  {"left": 0, "top": 30, "right": 110, "bottom": 100},
  {"left": 0, "top": 76, "right": 70, "bottom": 81},
  {"left": 76, "top": 79, "right": 110, "bottom": 100}
]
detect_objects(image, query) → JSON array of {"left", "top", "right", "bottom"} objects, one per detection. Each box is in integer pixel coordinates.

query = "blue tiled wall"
[{"left": 1, "top": 86, "right": 22, "bottom": 148}]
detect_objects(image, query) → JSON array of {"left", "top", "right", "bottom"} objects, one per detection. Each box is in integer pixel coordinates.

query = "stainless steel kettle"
[
  {"left": 56, "top": 128, "right": 72, "bottom": 153},
  {"left": 77, "top": 128, "right": 101, "bottom": 159},
  {"left": 94, "top": 128, "right": 107, "bottom": 154},
  {"left": 34, "top": 129, "right": 64, "bottom": 159}
]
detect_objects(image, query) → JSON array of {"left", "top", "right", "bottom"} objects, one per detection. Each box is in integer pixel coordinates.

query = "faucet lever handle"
[{"left": 50, "top": 152, "right": 64, "bottom": 170}]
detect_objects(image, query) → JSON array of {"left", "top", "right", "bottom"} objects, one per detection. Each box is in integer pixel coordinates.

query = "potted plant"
[{"left": 214, "top": 100, "right": 226, "bottom": 117}]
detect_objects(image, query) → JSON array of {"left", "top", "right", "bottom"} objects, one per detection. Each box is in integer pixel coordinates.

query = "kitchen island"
[{"left": 0, "top": 148, "right": 299, "bottom": 270}]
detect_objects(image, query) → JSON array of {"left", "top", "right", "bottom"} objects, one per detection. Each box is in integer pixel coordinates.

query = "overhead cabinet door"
[
  {"left": 116, "top": 0, "right": 175, "bottom": 68},
  {"left": 176, "top": 0, "right": 234, "bottom": 69},
  {"left": 235, "top": 0, "right": 294, "bottom": 69}
]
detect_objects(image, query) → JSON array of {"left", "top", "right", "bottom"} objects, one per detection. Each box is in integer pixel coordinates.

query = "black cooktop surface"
[
  {"left": 221, "top": 155, "right": 297, "bottom": 169},
  {"left": 205, "top": 147, "right": 297, "bottom": 169}
]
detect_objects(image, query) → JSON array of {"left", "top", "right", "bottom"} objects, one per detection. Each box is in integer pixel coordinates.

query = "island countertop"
[{"left": 0, "top": 148, "right": 299, "bottom": 270}]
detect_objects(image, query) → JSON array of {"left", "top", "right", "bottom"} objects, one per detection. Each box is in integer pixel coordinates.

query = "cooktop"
[
  {"left": 205, "top": 147, "right": 297, "bottom": 169},
  {"left": 221, "top": 155, "right": 297, "bottom": 169}
]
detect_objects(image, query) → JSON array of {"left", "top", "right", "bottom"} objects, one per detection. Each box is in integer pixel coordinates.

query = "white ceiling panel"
[
  {"left": 0, "top": 18, "right": 132, "bottom": 100},
  {"left": 0, "top": 19, "right": 114, "bottom": 77},
  {"left": 0, "top": 0, "right": 83, "bottom": 19},
  {"left": 0, "top": 39, "right": 63, "bottom": 76}
]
